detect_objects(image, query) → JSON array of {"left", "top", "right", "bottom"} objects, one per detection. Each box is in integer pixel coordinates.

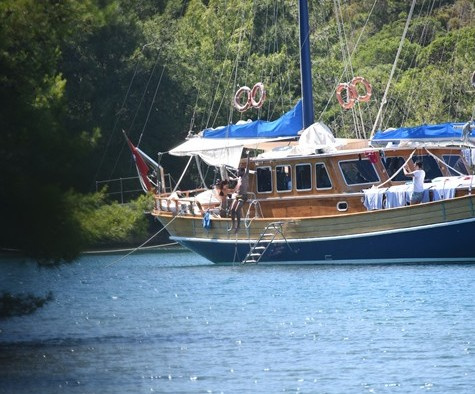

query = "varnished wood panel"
[{"left": 155, "top": 195, "right": 475, "bottom": 242}]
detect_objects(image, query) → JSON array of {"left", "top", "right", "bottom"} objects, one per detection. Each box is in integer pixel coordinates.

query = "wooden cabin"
[{"left": 154, "top": 145, "right": 471, "bottom": 220}]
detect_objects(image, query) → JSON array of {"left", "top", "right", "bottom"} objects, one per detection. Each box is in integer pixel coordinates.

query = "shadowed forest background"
[{"left": 0, "top": 0, "right": 474, "bottom": 263}]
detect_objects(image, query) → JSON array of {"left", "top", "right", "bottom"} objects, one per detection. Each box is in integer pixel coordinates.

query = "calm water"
[{"left": 1, "top": 249, "right": 475, "bottom": 393}]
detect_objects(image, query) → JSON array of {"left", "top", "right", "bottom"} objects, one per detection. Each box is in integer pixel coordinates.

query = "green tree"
[{"left": 0, "top": 0, "right": 147, "bottom": 261}]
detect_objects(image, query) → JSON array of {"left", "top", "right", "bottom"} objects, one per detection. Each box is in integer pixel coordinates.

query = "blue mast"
[{"left": 298, "top": 0, "right": 314, "bottom": 129}]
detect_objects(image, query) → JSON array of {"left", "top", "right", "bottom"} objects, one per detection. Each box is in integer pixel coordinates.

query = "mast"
[{"left": 298, "top": 0, "right": 314, "bottom": 129}]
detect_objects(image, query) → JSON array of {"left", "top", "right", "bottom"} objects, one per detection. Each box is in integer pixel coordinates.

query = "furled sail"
[
  {"left": 169, "top": 101, "right": 303, "bottom": 168},
  {"left": 202, "top": 100, "right": 303, "bottom": 139},
  {"left": 371, "top": 122, "right": 475, "bottom": 147}
]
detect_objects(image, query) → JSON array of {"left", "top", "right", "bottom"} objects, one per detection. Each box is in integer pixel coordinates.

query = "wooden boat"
[
  {"left": 151, "top": 141, "right": 475, "bottom": 264},
  {"left": 127, "top": 1, "right": 475, "bottom": 264}
]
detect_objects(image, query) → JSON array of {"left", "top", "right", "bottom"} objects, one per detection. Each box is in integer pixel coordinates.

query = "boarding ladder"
[{"left": 242, "top": 221, "right": 285, "bottom": 264}]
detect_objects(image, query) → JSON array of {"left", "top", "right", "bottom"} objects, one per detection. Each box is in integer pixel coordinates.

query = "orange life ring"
[
  {"left": 250, "top": 82, "right": 266, "bottom": 108},
  {"left": 233, "top": 86, "right": 251, "bottom": 112},
  {"left": 336, "top": 83, "right": 355, "bottom": 110},
  {"left": 350, "top": 76, "right": 372, "bottom": 103}
]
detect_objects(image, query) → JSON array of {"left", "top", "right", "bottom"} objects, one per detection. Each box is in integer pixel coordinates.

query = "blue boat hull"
[{"left": 172, "top": 218, "right": 475, "bottom": 264}]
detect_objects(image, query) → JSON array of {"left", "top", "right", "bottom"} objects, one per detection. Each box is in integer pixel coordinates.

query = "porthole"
[{"left": 337, "top": 201, "right": 348, "bottom": 212}]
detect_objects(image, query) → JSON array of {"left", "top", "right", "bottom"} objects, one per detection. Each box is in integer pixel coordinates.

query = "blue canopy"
[
  {"left": 372, "top": 122, "right": 468, "bottom": 143},
  {"left": 202, "top": 100, "right": 303, "bottom": 139}
]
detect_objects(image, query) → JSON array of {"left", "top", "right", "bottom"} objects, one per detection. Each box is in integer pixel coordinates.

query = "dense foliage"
[{"left": 0, "top": 0, "right": 473, "bottom": 262}]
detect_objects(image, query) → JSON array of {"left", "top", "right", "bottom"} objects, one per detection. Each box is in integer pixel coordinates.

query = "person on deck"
[
  {"left": 229, "top": 153, "right": 250, "bottom": 232},
  {"left": 214, "top": 179, "right": 230, "bottom": 217},
  {"left": 403, "top": 161, "right": 425, "bottom": 204}
]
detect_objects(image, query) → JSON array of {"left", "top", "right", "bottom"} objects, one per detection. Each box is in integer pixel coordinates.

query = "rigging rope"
[
  {"left": 106, "top": 213, "right": 182, "bottom": 267},
  {"left": 424, "top": 147, "right": 466, "bottom": 176},
  {"left": 93, "top": 54, "right": 141, "bottom": 185},
  {"left": 334, "top": 0, "right": 371, "bottom": 139},
  {"left": 195, "top": 156, "right": 207, "bottom": 189},
  {"left": 108, "top": 47, "right": 163, "bottom": 180},
  {"left": 128, "top": 49, "right": 162, "bottom": 141},
  {"left": 172, "top": 155, "right": 194, "bottom": 194},
  {"left": 375, "top": 149, "right": 417, "bottom": 188},
  {"left": 188, "top": 84, "right": 201, "bottom": 133},
  {"left": 137, "top": 65, "right": 166, "bottom": 148},
  {"left": 396, "top": 0, "right": 439, "bottom": 127},
  {"left": 318, "top": 0, "right": 378, "bottom": 134},
  {"left": 208, "top": 5, "right": 249, "bottom": 130},
  {"left": 370, "top": 0, "right": 417, "bottom": 139}
]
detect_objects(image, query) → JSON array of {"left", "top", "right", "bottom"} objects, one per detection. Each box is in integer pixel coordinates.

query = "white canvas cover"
[
  {"left": 257, "top": 122, "right": 338, "bottom": 159},
  {"left": 169, "top": 136, "right": 293, "bottom": 168},
  {"left": 296, "top": 122, "right": 337, "bottom": 154}
]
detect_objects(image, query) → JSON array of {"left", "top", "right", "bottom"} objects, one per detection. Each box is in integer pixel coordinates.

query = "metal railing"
[
  {"left": 96, "top": 174, "right": 176, "bottom": 204},
  {"left": 96, "top": 176, "right": 144, "bottom": 204}
]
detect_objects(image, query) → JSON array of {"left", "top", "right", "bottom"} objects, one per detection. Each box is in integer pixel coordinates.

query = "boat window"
[
  {"left": 256, "top": 166, "right": 272, "bottom": 193},
  {"left": 276, "top": 165, "right": 292, "bottom": 192},
  {"left": 296, "top": 163, "right": 312, "bottom": 190},
  {"left": 315, "top": 163, "right": 332, "bottom": 189},
  {"left": 412, "top": 155, "right": 443, "bottom": 181},
  {"left": 381, "top": 156, "right": 411, "bottom": 181},
  {"left": 442, "top": 155, "right": 468, "bottom": 176},
  {"left": 337, "top": 201, "right": 348, "bottom": 211},
  {"left": 339, "top": 159, "right": 380, "bottom": 185}
]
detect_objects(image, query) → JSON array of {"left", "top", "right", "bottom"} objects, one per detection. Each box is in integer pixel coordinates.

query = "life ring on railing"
[
  {"left": 233, "top": 86, "right": 252, "bottom": 112},
  {"left": 350, "top": 76, "right": 372, "bottom": 103},
  {"left": 336, "top": 83, "right": 355, "bottom": 110},
  {"left": 250, "top": 82, "right": 266, "bottom": 108}
]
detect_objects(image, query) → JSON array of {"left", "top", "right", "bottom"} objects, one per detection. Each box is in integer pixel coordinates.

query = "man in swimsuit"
[{"left": 229, "top": 153, "right": 250, "bottom": 232}]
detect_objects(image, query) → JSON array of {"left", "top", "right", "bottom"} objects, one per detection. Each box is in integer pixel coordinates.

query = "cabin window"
[
  {"left": 315, "top": 163, "right": 332, "bottom": 189},
  {"left": 381, "top": 156, "right": 411, "bottom": 181},
  {"left": 256, "top": 166, "right": 272, "bottom": 193},
  {"left": 443, "top": 155, "right": 468, "bottom": 176},
  {"left": 412, "top": 155, "right": 443, "bottom": 181},
  {"left": 276, "top": 165, "right": 292, "bottom": 192},
  {"left": 339, "top": 159, "right": 380, "bottom": 185},
  {"left": 296, "top": 163, "right": 312, "bottom": 191}
]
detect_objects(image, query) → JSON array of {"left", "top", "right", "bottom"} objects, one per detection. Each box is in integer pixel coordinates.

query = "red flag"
[
  {"left": 365, "top": 151, "right": 379, "bottom": 164},
  {"left": 123, "top": 131, "right": 153, "bottom": 192}
]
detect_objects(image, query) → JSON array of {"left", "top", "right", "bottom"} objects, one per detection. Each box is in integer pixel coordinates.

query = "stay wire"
[
  {"left": 317, "top": 0, "right": 378, "bottom": 131},
  {"left": 128, "top": 48, "right": 162, "bottom": 143},
  {"left": 108, "top": 47, "right": 163, "bottom": 179},
  {"left": 370, "top": 0, "right": 417, "bottom": 138},
  {"left": 93, "top": 54, "right": 141, "bottom": 186},
  {"left": 385, "top": 0, "right": 438, "bottom": 128},
  {"left": 137, "top": 65, "right": 166, "bottom": 148},
  {"left": 209, "top": 5, "right": 248, "bottom": 129}
]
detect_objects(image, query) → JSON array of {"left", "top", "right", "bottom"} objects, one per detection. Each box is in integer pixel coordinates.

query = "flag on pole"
[{"left": 123, "top": 131, "right": 153, "bottom": 192}]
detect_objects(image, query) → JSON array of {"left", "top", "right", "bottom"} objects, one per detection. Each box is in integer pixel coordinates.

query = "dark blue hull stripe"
[{"left": 171, "top": 218, "right": 475, "bottom": 264}]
